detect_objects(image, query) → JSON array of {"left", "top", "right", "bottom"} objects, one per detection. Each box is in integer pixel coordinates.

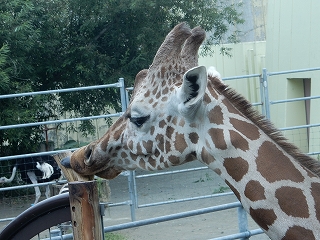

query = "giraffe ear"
[{"left": 177, "top": 66, "right": 207, "bottom": 117}]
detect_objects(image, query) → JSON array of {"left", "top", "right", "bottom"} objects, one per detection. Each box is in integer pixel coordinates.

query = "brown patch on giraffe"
[
  {"left": 189, "top": 132, "right": 199, "bottom": 144},
  {"left": 249, "top": 208, "right": 277, "bottom": 231},
  {"left": 159, "top": 119, "right": 166, "bottom": 128},
  {"left": 200, "top": 147, "right": 216, "bottom": 165},
  {"left": 121, "top": 152, "right": 128, "bottom": 158},
  {"left": 166, "top": 126, "right": 175, "bottom": 139},
  {"left": 223, "top": 157, "right": 249, "bottom": 182},
  {"left": 161, "top": 96, "right": 168, "bottom": 102},
  {"left": 229, "top": 130, "right": 249, "bottom": 151},
  {"left": 256, "top": 141, "right": 305, "bottom": 183},
  {"left": 149, "top": 158, "right": 157, "bottom": 168},
  {"left": 178, "top": 119, "right": 185, "bottom": 127},
  {"left": 144, "top": 90, "right": 150, "bottom": 98},
  {"left": 311, "top": 182, "right": 320, "bottom": 222},
  {"left": 136, "top": 143, "right": 142, "bottom": 154},
  {"left": 282, "top": 226, "right": 315, "bottom": 240},
  {"left": 275, "top": 186, "right": 309, "bottom": 218},
  {"left": 152, "top": 86, "right": 157, "bottom": 95},
  {"left": 208, "top": 128, "right": 227, "bottom": 150},
  {"left": 244, "top": 180, "right": 266, "bottom": 201},
  {"left": 165, "top": 140, "right": 171, "bottom": 152},
  {"left": 162, "top": 87, "right": 169, "bottom": 95},
  {"left": 152, "top": 102, "right": 158, "bottom": 108},
  {"left": 172, "top": 117, "right": 178, "bottom": 125},
  {"left": 148, "top": 98, "right": 153, "bottom": 104},
  {"left": 156, "top": 91, "right": 161, "bottom": 99},
  {"left": 203, "top": 93, "right": 211, "bottom": 103},
  {"left": 128, "top": 140, "right": 134, "bottom": 151},
  {"left": 222, "top": 99, "right": 239, "bottom": 115},
  {"left": 156, "top": 134, "right": 164, "bottom": 152},
  {"left": 125, "top": 159, "right": 131, "bottom": 165},
  {"left": 100, "top": 136, "right": 110, "bottom": 152},
  {"left": 208, "top": 106, "right": 224, "bottom": 125},
  {"left": 229, "top": 118, "right": 260, "bottom": 141},
  {"left": 168, "top": 155, "right": 180, "bottom": 165},
  {"left": 160, "top": 66, "right": 166, "bottom": 78},
  {"left": 129, "top": 152, "right": 138, "bottom": 160},
  {"left": 174, "top": 132, "right": 188, "bottom": 153},
  {"left": 143, "top": 140, "right": 153, "bottom": 153},
  {"left": 225, "top": 180, "right": 241, "bottom": 201},
  {"left": 150, "top": 126, "right": 155, "bottom": 135},
  {"left": 207, "top": 82, "right": 219, "bottom": 99}
]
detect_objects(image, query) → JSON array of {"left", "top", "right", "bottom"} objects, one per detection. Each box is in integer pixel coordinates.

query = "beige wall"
[{"left": 266, "top": 0, "right": 320, "bottom": 154}]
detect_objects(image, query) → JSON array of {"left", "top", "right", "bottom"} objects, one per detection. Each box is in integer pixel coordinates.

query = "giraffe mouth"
[{"left": 66, "top": 146, "right": 122, "bottom": 180}]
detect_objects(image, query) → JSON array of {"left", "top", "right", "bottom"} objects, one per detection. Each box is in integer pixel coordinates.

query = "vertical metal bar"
[
  {"left": 118, "top": 78, "right": 137, "bottom": 221},
  {"left": 259, "top": 72, "right": 266, "bottom": 116},
  {"left": 118, "top": 78, "right": 127, "bottom": 112},
  {"left": 261, "top": 68, "right": 271, "bottom": 119},
  {"left": 237, "top": 206, "right": 249, "bottom": 240},
  {"left": 128, "top": 171, "right": 136, "bottom": 221},
  {"left": 100, "top": 204, "right": 106, "bottom": 240},
  {"left": 125, "top": 88, "right": 130, "bottom": 107}
]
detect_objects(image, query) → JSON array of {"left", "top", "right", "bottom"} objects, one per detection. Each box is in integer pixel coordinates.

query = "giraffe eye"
[{"left": 129, "top": 115, "right": 150, "bottom": 127}]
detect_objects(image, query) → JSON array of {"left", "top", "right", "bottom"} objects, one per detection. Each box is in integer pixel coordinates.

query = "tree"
[{"left": 0, "top": 0, "right": 243, "bottom": 156}]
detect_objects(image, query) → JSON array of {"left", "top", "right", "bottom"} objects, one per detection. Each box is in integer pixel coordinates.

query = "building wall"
[{"left": 265, "top": 0, "right": 320, "bottom": 153}]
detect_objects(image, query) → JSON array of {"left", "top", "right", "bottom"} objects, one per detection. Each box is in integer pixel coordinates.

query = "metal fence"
[{"left": 0, "top": 67, "right": 320, "bottom": 239}]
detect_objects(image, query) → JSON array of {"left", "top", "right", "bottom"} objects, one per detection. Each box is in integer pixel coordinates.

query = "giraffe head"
[{"left": 66, "top": 23, "right": 215, "bottom": 179}]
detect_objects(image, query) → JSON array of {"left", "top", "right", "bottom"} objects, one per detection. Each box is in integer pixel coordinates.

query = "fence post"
[
  {"left": 261, "top": 68, "right": 271, "bottom": 119},
  {"left": 69, "top": 181, "right": 103, "bottom": 240},
  {"left": 237, "top": 206, "right": 249, "bottom": 240},
  {"left": 118, "top": 77, "right": 127, "bottom": 112},
  {"left": 118, "top": 78, "right": 137, "bottom": 221}
]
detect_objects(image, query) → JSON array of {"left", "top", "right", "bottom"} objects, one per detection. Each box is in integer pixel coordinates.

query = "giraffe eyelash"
[{"left": 129, "top": 115, "right": 150, "bottom": 128}]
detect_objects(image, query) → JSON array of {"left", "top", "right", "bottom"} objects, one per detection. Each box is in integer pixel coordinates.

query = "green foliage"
[{"left": 0, "top": 0, "right": 243, "bottom": 156}]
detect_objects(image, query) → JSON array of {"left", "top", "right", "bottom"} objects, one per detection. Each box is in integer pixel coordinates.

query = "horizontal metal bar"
[
  {"left": 0, "top": 112, "right": 122, "bottom": 130},
  {"left": 135, "top": 166, "right": 208, "bottom": 178},
  {"left": 251, "top": 102, "right": 262, "bottom": 106},
  {"left": 0, "top": 180, "right": 67, "bottom": 192},
  {"left": 270, "top": 95, "right": 320, "bottom": 104},
  {"left": 268, "top": 67, "right": 320, "bottom": 76},
  {"left": 279, "top": 123, "right": 320, "bottom": 131},
  {"left": 100, "top": 201, "right": 132, "bottom": 207},
  {"left": 0, "top": 149, "right": 78, "bottom": 161},
  {"left": 138, "top": 192, "right": 234, "bottom": 208},
  {"left": 104, "top": 202, "right": 242, "bottom": 232},
  {"left": 222, "top": 73, "right": 261, "bottom": 81},
  {"left": 0, "top": 83, "right": 120, "bottom": 99},
  {"left": 0, "top": 217, "right": 15, "bottom": 223},
  {"left": 210, "top": 228, "right": 264, "bottom": 240},
  {"left": 307, "top": 151, "right": 320, "bottom": 156}
]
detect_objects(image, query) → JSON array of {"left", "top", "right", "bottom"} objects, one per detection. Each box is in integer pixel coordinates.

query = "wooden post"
[
  {"left": 53, "top": 152, "right": 103, "bottom": 240},
  {"left": 69, "top": 181, "right": 103, "bottom": 240}
]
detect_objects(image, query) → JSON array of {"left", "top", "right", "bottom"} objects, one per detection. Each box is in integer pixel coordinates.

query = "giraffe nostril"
[{"left": 84, "top": 145, "right": 93, "bottom": 166}]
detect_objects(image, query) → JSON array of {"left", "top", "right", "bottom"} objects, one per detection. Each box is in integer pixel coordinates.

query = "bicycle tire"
[{"left": 0, "top": 193, "right": 71, "bottom": 240}]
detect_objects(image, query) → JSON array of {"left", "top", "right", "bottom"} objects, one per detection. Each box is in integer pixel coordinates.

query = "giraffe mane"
[{"left": 209, "top": 75, "right": 320, "bottom": 177}]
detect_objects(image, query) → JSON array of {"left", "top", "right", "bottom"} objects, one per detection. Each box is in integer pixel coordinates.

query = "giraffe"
[{"left": 62, "top": 23, "right": 320, "bottom": 239}]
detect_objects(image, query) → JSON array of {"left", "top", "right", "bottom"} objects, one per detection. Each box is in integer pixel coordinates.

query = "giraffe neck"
[{"left": 199, "top": 78, "right": 320, "bottom": 239}]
